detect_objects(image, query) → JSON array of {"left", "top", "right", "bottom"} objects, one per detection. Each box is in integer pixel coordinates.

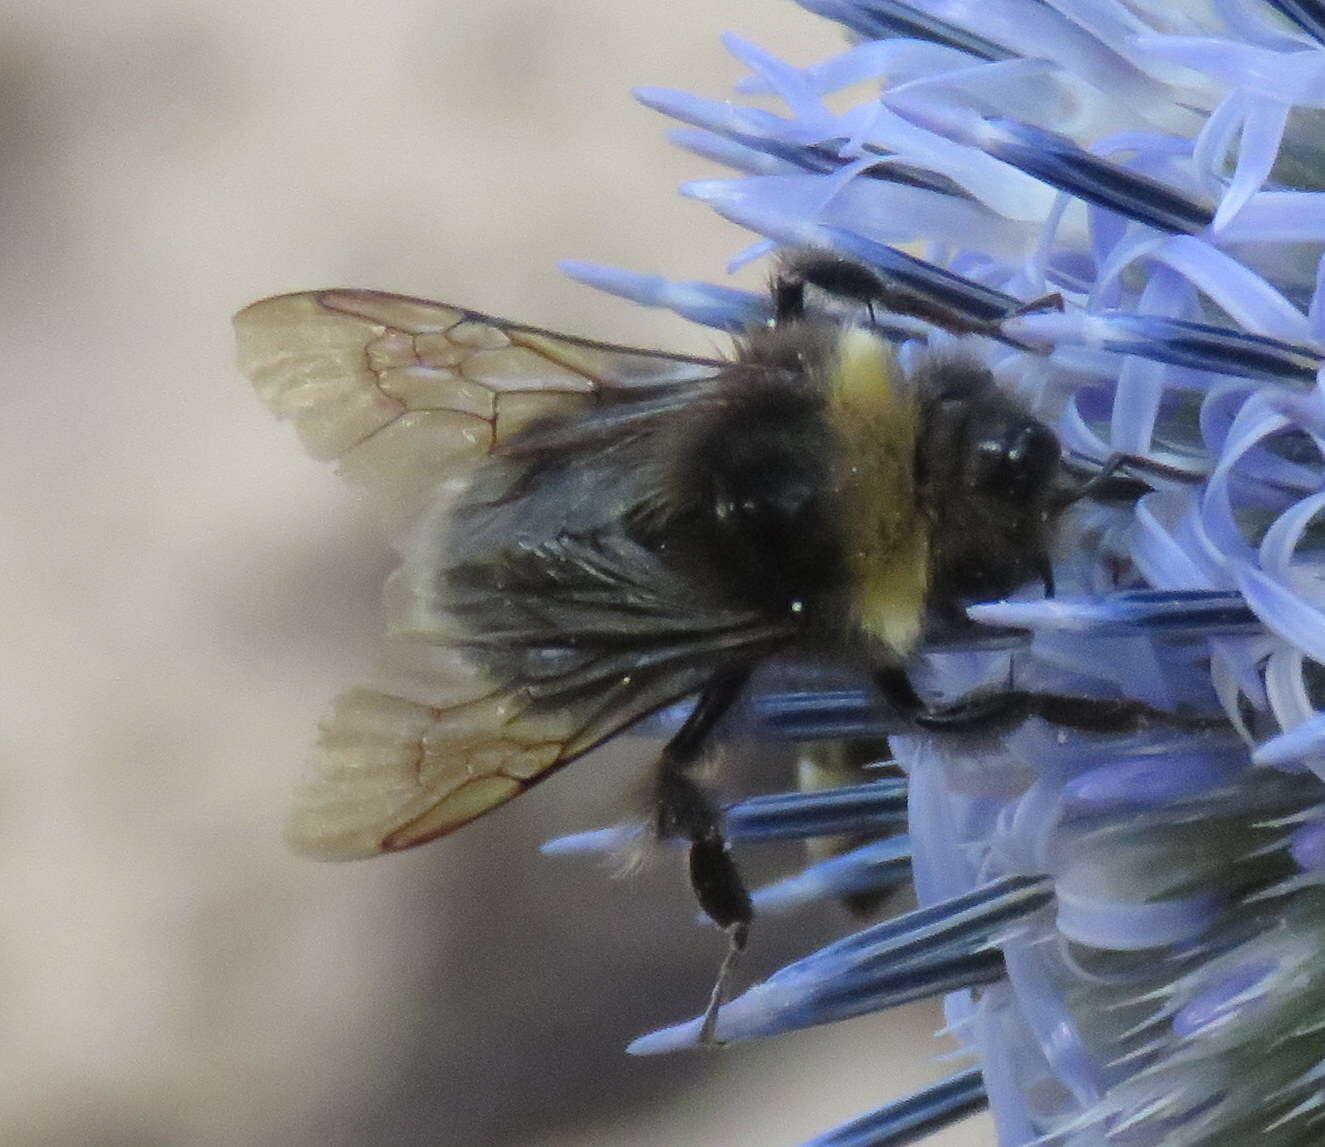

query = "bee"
[{"left": 234, "top": 253, "right": 1191, "bottom": 1040}]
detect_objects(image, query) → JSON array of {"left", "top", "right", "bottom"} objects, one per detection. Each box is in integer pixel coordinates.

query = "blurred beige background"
[{"left": 0, "top": 1, "right": 992, "bottom": 1144}]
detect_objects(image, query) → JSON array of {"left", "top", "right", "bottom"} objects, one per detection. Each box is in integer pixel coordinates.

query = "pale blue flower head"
[{"left": 553, "top": 2, "right": 1325, "bottom": 1143}]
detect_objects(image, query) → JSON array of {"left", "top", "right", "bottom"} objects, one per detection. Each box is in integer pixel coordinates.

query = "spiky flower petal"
[{"left": 556, "top": 2, "right": 1325, "bottom": 1143}]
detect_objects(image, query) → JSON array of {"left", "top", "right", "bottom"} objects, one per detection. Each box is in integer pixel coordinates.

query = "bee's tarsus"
[
  {"left": 1012, "top": 291, "right": 1064, "bottom": 317},
  {"left": 1058, "top": 450, "right": 1207, "bottom": 508},
  {"left": 1024, "top": 693, "right": 1222, "bottom": 734},
  {"left": 655, "top": 669, "right": 755, "bottom": 1033},
  {"left": 698, "top": 920, "right": 748, "bottom": 1049}
]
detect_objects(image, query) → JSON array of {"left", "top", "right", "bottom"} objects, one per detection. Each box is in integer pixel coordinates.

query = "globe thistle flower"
[{"left": 550, "top": 2, "right": 1325, "bottom": 1144}]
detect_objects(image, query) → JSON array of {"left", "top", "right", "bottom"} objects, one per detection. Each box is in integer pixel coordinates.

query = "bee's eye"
[
  {"left": 972, "top": 418, "right": 1060, "bottom": 498},
  {"left": 1007, "top": 422, "right": 1061, "bottom": 493}
]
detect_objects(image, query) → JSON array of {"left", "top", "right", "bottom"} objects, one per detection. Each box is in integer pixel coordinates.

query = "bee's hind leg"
[
  {"left": 655, "top": 666, "right": 754, "bottom": 1046},
  {"left": 872, "top": 667, "right": 1222, "bottom": 735}
]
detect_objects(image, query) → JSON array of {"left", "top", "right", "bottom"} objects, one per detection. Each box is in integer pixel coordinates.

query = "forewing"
[{"left": 234, "top": 288, "right": 726, "bottom": 539}]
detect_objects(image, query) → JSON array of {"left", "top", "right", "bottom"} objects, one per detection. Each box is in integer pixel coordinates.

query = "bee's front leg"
[
  {"left": 655, "top": 667, "right": 753, "bottom": 1046},
  {"left": 872, "top": 667, "right": 1222, "bottom": 734}
]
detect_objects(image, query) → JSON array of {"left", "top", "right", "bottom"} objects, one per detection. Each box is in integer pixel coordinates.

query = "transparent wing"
[
  {"left": 289, "top": 622, "right": 773, "bottom": 860},
  {"left": 234, "top": 288, "right": 726, "bottom": 539},
  {"left": 288, "top": 520, "right": 790, "bottom": 860},
  {"left": 235, "top": 288, "right": 766, "bottom": 859}
]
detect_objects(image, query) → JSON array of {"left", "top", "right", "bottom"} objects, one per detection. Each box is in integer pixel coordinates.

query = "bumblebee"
[{"left": 235, "top": 254, "right": 1183, "bottom": 1039}]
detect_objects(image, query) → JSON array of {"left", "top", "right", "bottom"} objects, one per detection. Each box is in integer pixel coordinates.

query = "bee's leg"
[
  {"left": 1010, "top": 291, "right": 1064, "bottom": 317},
  {"left": 872, "top": 667, "right": 1222, "bottom": 734},
  {"left": 771, "top": 269, "right": 810, "bottom": 322},
  {"left": 1057, "top": 451, "right": 1207, "bottom": 508},
  {"left": 773, "top": 252, "right": 894, "bottom": 322},
  {"left": 872, "top": 666, "right": 929, "bottom": 720},
  {"left": 655, "top": 667, "right": 754, "bottom": 1046},
  {"left": 1035, "top": 553, "right": 1056, "bottom": 599},
  {"left": 1055, "top": 451, "right": 1141, "bottom": 506},
  {"left": 773, "top": 253, "right": 979, "bottom": 333},
  {"left": 773, "top": 251, "right": 1042, "bottom": 340}
]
